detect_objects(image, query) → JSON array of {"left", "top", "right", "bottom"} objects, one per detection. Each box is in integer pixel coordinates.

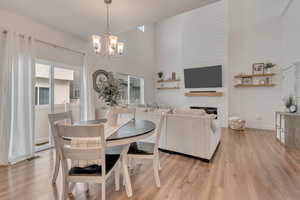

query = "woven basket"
[{"left": 229, "top": 118, "right": 246, "bottom": 131}]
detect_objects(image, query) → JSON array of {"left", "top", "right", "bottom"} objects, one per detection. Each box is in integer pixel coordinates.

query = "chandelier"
[{"left": 92, "top": 0, "right": 124, "bottom": 56}]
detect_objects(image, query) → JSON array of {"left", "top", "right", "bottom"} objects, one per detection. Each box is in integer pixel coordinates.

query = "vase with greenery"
[
  {"left": 97, "top": 73, "right": 121, "bottom": 106},
  {"left": 264, "top": 63, "right": 276, "bottom": 74},
  {"left": 284, "top": 95, "right": 295, "bottom": 112}
]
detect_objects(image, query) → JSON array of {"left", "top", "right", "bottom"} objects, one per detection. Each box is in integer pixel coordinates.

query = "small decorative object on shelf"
[
  {"left": 172, "top": 72, "right": 176, "bottom": 80},
  {"left": 259, "top": 78, "right": 266, "bottom": 85},
  {"left": 242, "top": 77, "right": 252, "bottom": 85},
  {"left": 252, "top": 63, "right": 265, "bottom": 75},
  {"left": 264, "top": 63, "right": 276, "bottom": 74},
  {"left": 157, "top": 71, "right": 164, "bottom": 80}
]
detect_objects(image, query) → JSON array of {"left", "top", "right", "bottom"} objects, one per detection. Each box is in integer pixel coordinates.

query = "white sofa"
[{"left": 135, "top": 109, "right": 221, "bottom": 161}]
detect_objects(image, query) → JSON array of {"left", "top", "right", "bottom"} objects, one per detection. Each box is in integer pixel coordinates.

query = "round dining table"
[{"left": 74, "top": 119, "right": 156, "bottom": 197}]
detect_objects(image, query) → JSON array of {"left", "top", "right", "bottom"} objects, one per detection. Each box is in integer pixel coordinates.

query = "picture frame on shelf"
[{"left": 252, "top": 63, "right": 264, "bottom": 75}]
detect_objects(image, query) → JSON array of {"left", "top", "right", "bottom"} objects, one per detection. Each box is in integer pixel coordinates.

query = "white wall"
[
  {"left": 282, "top": 0, "right": 300, "bottom": 66},
  {"left": 155, "top": 0, "right": 229, "bottom": 127},
  {"left": 281, "top": 0, "right": 300, "bottom": 108},
  {"left": 228, "top": 0, "right": 282, "bottom": 130},
  {"left": 0, "top": 8, "right": 86, "bottom": 67}
]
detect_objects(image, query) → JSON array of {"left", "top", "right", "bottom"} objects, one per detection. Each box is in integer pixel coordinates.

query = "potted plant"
[
  {"left": 264, "top": 63, "right": 276, "bottom": 74},
  {"left": 157, "top": 71, "right": 164, "bottom": 80},
  {"left": 284, "top": 95, "right": 297, "bottom": 113},
  {"left": 96, "top": 72, "right": 121, "bottom": 107}
]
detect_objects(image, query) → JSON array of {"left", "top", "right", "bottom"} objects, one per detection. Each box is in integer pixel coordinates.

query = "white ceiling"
[{"left": 0, "top": 0, "right": 220, "bottom": 38}]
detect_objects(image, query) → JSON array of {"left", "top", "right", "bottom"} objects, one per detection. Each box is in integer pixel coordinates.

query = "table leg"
[{"left": 122, "top": 145, "right": 132, "bottom": 197}]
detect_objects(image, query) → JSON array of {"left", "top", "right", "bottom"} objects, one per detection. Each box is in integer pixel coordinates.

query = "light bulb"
[
  {"left": 109, "top": 35, "right": 118, "bottom": 50},
  {"left": 117, "top": 42, "right": 124, "bottom": 55},
  {"left": 92, "top": 35, "right": 101, "bottom": 53}
]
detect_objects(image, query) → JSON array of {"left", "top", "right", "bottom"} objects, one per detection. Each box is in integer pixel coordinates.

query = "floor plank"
[{"left": 1, "top": 128, "right": 300, "bottom": 200}]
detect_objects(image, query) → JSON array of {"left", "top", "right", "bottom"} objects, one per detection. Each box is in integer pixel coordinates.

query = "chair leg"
[
  {"left": 68, "top": 183, "right": 76, "bottom": 198},
  {"left": 115, "top": 162, "right": 120, "bottom": 191},
  {"left": 61, "top": 177, "right": 69, "bottom": 200},
  {"left": 122, "top": 148, "right": 133, "bottom": 197},
  {"left": 84, "top": 183, "right": 89, "bottom": 195},
  {"left": 153, "top": 156, "right": 161, "bottom": 188},
  {"left": 52, "top": 152, "right": 60, "bottom": 185},
  {"left": 102, "top": 182, "right": 106, "bottom": 200},
  {"left": 158, "top": 153, "right": 162, "bottom": 171}
]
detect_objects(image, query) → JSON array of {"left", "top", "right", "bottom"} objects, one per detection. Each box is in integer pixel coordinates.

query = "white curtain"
[
  {"left": 0, "top": 32, "right": 11, "bottom": 165},
  {"left": 6, "top": 31, "right": 36, "bottom": 164},
  {"left": 81, "top": 55, "right": 95, "bottom": 120}
]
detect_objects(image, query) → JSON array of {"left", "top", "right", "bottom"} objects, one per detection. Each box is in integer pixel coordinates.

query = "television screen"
[{"left": 184, "top": 65, "right": 222, "bottom": 88}]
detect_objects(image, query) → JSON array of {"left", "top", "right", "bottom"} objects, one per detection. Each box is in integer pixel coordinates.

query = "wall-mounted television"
[{"left": 184, "top": 65, "right": 222, "bottom": 88}]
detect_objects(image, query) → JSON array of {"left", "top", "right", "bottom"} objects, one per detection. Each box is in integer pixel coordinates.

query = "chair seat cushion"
[
  {"left": 69, "top": 154, "right": 120, "bottom": 176},
  {"left": 128, "top": 142, "right": 155, "bottom": 155}
]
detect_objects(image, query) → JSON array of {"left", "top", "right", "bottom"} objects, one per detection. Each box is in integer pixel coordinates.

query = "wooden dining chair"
[
  {"left": 48, "top": 111, "right": 73, "bottom": 185},
  {"left": 54, "top": 123, "right": 121, "bottom": 200},
  {"left": 107, "top": 107, "right": 136, "bottom": 126},
  {"left": 127, "top": 113, "right": 165, "bottom": 188}
]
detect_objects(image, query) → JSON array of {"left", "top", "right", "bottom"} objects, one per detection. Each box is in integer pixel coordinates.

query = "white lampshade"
[
  {"left": 109, "top": 35, "right": 118, "bottom": 50},
  {"left": 109, "top": 46, "right": 116, "bottom": 56},
  {"left": 117, "top": 42, "right": 124, "bottom": 55},
  {"left": 92, "top": 35, "right": 101, "bottom": 53}
]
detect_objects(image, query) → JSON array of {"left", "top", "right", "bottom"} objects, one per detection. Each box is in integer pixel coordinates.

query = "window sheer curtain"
[
  {"left": 0, "top": 30, "right": 36, "bottom": 164},
  {"left": 0, "top": 32, "right": 11, "bottom": 165}
]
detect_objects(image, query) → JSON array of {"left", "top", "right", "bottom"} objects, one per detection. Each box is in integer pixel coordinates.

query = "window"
[
  {"left": 35, "top": 87, "right": 50, "bottom": 105},
  {"left": 115, "top": 73, "right": 145, "bottom": 105}
]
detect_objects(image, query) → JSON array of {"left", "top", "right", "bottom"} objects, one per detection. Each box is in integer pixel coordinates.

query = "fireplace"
[{"left": 190, "top": 106, "right": 218, "bottom": 115}]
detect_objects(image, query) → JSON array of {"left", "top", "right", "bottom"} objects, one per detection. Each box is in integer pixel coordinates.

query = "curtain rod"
[{"left": 2, "top": 30, "right": 85, "bottom": 56}]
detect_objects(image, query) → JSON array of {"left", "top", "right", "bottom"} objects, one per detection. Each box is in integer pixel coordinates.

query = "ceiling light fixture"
[{"left": 92, "top": 0, "right": 124, "bottom": 56}]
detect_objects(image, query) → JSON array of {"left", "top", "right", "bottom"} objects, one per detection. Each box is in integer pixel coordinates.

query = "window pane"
[
  {"left": 115, "top": 74, "right": 129, "bottom": 104},
  {"left": 129, "top": 77, "right": 141, "bottom": 104},
  {"left": 39, "top": 87, "right": 50, "bottom": 105}
]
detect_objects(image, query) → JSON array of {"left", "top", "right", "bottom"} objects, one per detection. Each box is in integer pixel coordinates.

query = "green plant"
[
  {"left": 157, "top": 72, "right": 163, "bottom": 79},
  {"left": 97, "top": 72, "right": 121, "bottom": 106},
  {"left": 284, "top": 95, "right": 295, "bottom": 109},
  {"left": 264, "top": 63, "right": 276, "bottom": 69}
]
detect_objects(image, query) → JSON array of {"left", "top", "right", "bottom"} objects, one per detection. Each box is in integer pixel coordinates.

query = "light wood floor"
[{"left": 1, "top": 128, "right": 300, "bottom": 200}]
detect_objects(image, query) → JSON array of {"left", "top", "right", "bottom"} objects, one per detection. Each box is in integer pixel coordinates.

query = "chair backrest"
[
  {"left": 48, "top": 111, "right": 73, "bottom": 144},
  {"left": 113, "top": 107, "right": 136, "bottom": 118},
  {"left": 54, "top": 123, "right": 106, "bottom": 175},
  {"left": 107, "top": 107, "right": 136, "bottom": 126},
  {"left": 154, "top": 113, "right": 166, "bottom": 150}
]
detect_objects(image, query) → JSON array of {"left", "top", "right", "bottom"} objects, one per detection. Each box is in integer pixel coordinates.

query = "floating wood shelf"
[
  {"left": 185, "top": 92, "right": 223, "bottom": 97},
  {"left": 235, "top": 84, "right": 276, "bottom": 88},
  {"left": 234, "top": 73, "right": 275, "bottom": 78},
  {"left": 157, "top": 79, "right": 180, "bottom": 83},
  {"left": 157, "top": 87, "right": 180, "bottom": 90}
]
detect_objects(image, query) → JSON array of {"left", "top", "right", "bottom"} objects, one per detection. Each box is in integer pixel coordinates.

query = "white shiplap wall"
[{"left": 155, "top": 0, "right": 229, "bottom": 127}]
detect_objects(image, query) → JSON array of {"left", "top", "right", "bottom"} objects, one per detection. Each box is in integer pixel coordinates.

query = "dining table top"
[{"left": 74, "top": 118, "right": 156, "bottom": 142}]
